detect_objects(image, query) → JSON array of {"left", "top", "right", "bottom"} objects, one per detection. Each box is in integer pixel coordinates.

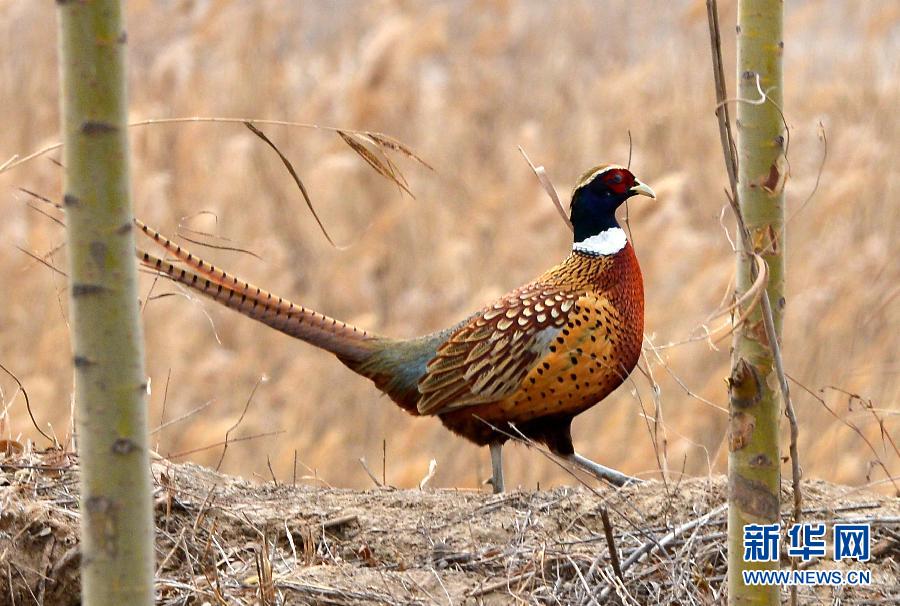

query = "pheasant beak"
[{"left": 629, "top": 180, "right": 656, "bottom": 199}]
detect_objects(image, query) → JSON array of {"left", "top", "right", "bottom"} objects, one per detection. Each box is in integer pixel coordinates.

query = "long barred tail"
[{"left": 135, "top": 219, "right": 384, "bottom": 364}]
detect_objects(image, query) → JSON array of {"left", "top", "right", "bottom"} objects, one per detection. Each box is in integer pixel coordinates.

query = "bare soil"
[{"left": 1, "top": 449, "right": 897, "bottom": 605}]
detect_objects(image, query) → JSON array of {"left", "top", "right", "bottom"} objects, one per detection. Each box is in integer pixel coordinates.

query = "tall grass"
[{"left": 1, "top": 1, "right": 897, "bottom": 491}]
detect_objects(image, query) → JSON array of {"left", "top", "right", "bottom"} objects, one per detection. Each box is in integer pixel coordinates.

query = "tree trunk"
[
  {"left": 727, "top": 0, "right": 786, "bottom": 604},
  {"left": 57, "top": 1, "right": 154, "bottom": 603}
]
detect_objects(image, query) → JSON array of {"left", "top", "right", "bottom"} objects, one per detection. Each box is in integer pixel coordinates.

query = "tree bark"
[
  {"left": 57, "top": 1, "right": 154, "bottom": 603},
  {"left": 727, "top": 1, "right": 786, "bottom": 604}
]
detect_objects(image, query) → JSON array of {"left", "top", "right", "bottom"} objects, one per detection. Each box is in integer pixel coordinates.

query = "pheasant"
[{"left": 137, "top": 164, "right": 655, "bottom": 492}]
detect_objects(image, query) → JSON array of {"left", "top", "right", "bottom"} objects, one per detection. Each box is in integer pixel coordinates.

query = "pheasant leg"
[
  {"left": 489, "top": 443, "right": 505, "bottom": 493},
  {"left": 570, "top": 453, "right": 640, "bottom": 487}
]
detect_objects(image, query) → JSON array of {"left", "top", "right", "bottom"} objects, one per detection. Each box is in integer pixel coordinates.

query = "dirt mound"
[{"left": 1, "top": 449, "right": 897, "bottom": 604}]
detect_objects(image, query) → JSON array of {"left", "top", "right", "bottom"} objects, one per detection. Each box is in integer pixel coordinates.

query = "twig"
[
  {"left": 640, "top": 352, "right": 669, "bottom": 481},
  {"left": 786, "top": 121, "right": 828, "bottom": 223},
  {"left": 18, "top": 187, "right": 64, "bottom": 211},
  {"left": 569, "top": 554, "right": 600, "bottom": 606},
  {"left": 790, "top": 377, "right": 898, "bottom": 493},
  {"left": 627, "top": 359, "right": 669, "bottom": 486},
  {"left": 215, "top": 375, "right": 265, "bottom": 472},
  {"left": 1, "top": 116, "right": 431, "bottom": 175},
  {"left": 174, "top": 232, "right": 263, "bottom": 261},
  {"left": 518, "top": 146, "right": 573, "bottom": 232},
  {"left": 143, "top": 285, "right": 224, "bottom": 345},
  {"left": 192, "top": 484, "right": 218, "bottom": 533},
  {"left": 623, "top": 130, "right": 635, "bottom": 244},
  {"left": 266, "top": 456, "right": 278, "bottom": 486},
  {"left": 0, "top": 361, "right": 53, "bottom": 444},
  {"left": 15, "top": 246, "right": 67, "bottom": 277},
  {"left": 151, "top": 399, "right": 214, "bottom": 436},
  {"left": 706, "top": 0, "right": 737, "bottom": 200},
  {"left": 599, "top": 507, "right": 624, "bottom": 584},
  {"left": 825, "top": 386, "right": 900, "bottom": 462},
  {"left": 469, "top": 570, "right": 536, "bottom": 598},
  {"left": 245, "top": 122, "right": 343, "bottom": 248},
  {"left": 168, "top": 430, "right": 284, "bottom": 460},
  {"left": 642, "top": 335, "right": 728, "bottom": 414},
  {"left": 25, "top": 202, "right": 65, "bottom": 228},
  {"left": 358, "top": 457, "right": 383, "bottom": 487},
  {"left": 0, "top": 154, "right": 17, "bottom": 172},
  {"left": 598, "top": 503, "right": 728, "bottom": 601},
  {"left": 158, "top": 368, "right": 172, "bottom": 436},
  {"left": 419, "top": 459, "right": 437, "bottom": 489},
  {"left": 626, "top": 130, "right": 633, "bottom": 170}
]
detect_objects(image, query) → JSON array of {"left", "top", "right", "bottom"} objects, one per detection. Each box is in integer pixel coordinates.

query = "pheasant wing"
[{"left": 416, "top": 282, "right": 583, "bottom": 415}]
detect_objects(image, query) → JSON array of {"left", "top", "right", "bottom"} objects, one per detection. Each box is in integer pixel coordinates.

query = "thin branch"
[
  {"left": 175, "top": 232, "right": 263, "bottom": 261},
  {"left": 598, "top": 504, "right": 729, "bottom": 601},
  {"left": 599, "top": 507, "right": 624, "bottom": 584},
  {"left": 0, "top": 361, "right": 54, "bottom": 444},
  {"left": 625, "top": 130, "right": 633, "bottom": 170},
  {"left": 706, "top": 0, "right": 738, "bottom": 199},
  {"left": 15, "top": 246, "right": 68, "bottom": 277},
  {"left": 1, "top": 116, "right": 431, "bottom": 175},
  {"left": 215, "top": 376, "right": 266, "bottom": 472},
  {"left": 244, "top": 122, "right": 343, "bottom": 249},
  {"left": 517, "top": 146, "right": 573, "bottom": 232},
  {"left": 786, "top": 121, "right": 828, "bottom": 223},
  {"left": 167, "top": 430, "right": 284, "bottom": 460},
  {"left": 358, "top": 457, "right": 383, "bottom": 488},
  {"left": 151, "top": 399, "right": 214, "bottom": 436},
  {"left": 18, "top": 187, "right": 64, "bottom": 211}
]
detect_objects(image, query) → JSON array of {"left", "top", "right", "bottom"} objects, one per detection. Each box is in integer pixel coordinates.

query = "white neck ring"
[{"left": 572, "top": 227, "right": 627, "bottom": 256}]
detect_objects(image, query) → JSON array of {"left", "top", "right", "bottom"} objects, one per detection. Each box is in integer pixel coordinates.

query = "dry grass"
[
  {"left": 0, "top": 1, "right": 898, "bottom": 492},
  {"left": 3, "top": 449, "right": 899, "bottom": 604}
]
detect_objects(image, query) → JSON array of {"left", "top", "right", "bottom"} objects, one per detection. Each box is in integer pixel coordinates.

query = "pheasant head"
[{"left": 569, "top": 165, "right": 655, "bottom": 253}]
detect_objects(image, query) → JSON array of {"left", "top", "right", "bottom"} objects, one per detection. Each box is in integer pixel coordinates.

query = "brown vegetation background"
[{"left": 1, "top": 0, "right": 897, "bottom": 492}]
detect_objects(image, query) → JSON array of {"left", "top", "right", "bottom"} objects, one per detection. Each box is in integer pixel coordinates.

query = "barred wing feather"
[{"left": 416, "top": 283, "right": 582, "bottom": 415}]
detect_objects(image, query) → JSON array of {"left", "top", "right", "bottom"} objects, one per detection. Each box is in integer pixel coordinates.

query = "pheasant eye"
[{"left": 611, "top": 173, "right": 623, "bottom": 184}]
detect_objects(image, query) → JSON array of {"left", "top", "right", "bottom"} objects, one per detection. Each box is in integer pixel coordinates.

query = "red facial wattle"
[{"left": 600, "top": 168, "right": 636, "bottom": 195}]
